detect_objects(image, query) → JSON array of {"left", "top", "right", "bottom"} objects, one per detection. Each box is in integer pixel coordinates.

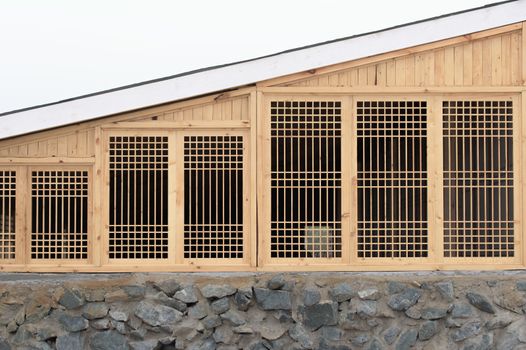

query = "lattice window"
[
  {"left": 31, "top": 170, "right": 89, "bottom": 260},
  {"left": 109, "top": 136, "right": 169, "bottom": 259},
  {"left": 443, "top": 101, "right": 514, "bottom": 258},
  {"left": 184, "top": 135, "right": 244, "bottom": 259},
  {"left": 270, "top": 101, "right": 342, "bottom": 258},
  {"left": 357, "top": 101, "right": 428, "bottom": 258},
  {"left": 0, "top": 171, "right": 16, "bottom": 260}
]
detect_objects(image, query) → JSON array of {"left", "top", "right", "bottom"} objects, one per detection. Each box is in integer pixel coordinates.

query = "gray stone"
[
  {"left": 234, "top": 287, "right": 253, "bottom": 311},
  {"left": 248, "top": 340, "right": 272, "bottom": 350},
  {"left": 466, "top": 292, "right": 496, "bottom": 314},
  {"left": 213, "top": 325, "right": 234, "bottom": 344},
  {"left": 404, "top": 306, "right": 421, "bottom": 319},
  {"left": 211, "top": 298, "right": 230, "bottom": 314},
  {"left": 419, "top": 321, "right": 439, "bottom": 341},
  {"left": 113, "top": 320, "right": 127, "bottom": 334},
  {"left": 90, "top": 330, "right": 129, "bottom": 350},
  {"left": 202, "top": 315, "right": 222, "bottom": 329},
  {"left": 365, "top": 338, "right": 384, "bottom": 350},
  {"left": 129, "top": 328, "right": 147, "bottom": 341},
  {"left": 319, "top": 339, "right": 352, "bottom": 350},
  {"left": 194, "top": 338, "right": 216, "bottom": 350},
  {"left": 151, "top": 292, "right": 187, "bottom": 312},
  {"left": 91, "top": 318, "right": 111, "bottom": 330},
  {"left": 421, "top": 307, "right": 448, "bottom": 320},
  {"left": 25, "top": 302, "right": 50, "bottom": 323},
  {"left": 273, "top": 309, "right": 292, "bottom": 322},
  {"left": 321, "top": 326, "right": 343, "bottom": 341},
  {"left": 220, "top": 310, "right": 246, "bottom": 326},
  {"left": 35, "top": 324, "right": 59, "bottom": 341},
  {"left": 134, "top": 301, "right": 182, "bottom": 326},
  {"left": 289, "top": 324, "right": 313, "bottom": 349},
  {"left": 463, "top": 334, "right": 493, "bottom": 350},
  {"left": 351, "top": 333, "right": 370, "bottom": 346},
  {"left": 445, "top": 317, "right": 463, "bottom": 328},
  {"left": 13, "top": 325, "right": 32, "bottom": 344},
  {"left": 358, "top": 288, "right": 381, "bottom": 300},
  {"left": 105, "top": 287, "right": 144, "bottom": 303},
  {"left": 82, "top": 302, "right": 109, "bottom": 319},
  {"left": 58, "top": 314, "right": 89, "bottom": 332},
  {"left": 0, "top": 304, "right": 23, "bottom": 325},
  {"left": 383, "top": 326, "right": 401, "bottom": 345},
  {"left": 123, "top": 286, "right": 146, "bottom": 299},
  {"left": 6, "top": 320, "right": 17, "bottom": 333},
  {"left": 494, "top": 289, "right": 525, "bottom": 314},
  {"left": 127, "top": 316, "right": 142, "bottom": 330},
  {"left": 200, "top": 284, "right": 237, "bottom": 299},
  {"left": 451, "top": 303, "right": 474, "bottom": 318},
  {"left": 329, "top": 283, "right": 353, "bottom": 302},
  {"left": 395, "top": 329, "right": 418, "bottom": 350},
  {"left": 188, "top": 303, "right": 208, "bottom": 320},
  {"left": 109, "top": 309, "right": 129, "bottom": 322},
  {"left": 174, "top": 286, "right": 198, "bottom": 304},
  {"left": 129, "top": 340, "right": 159, "bottom": 350},
  {"left": 254, "top": 288, "right": 292, "bottom": 310},
  {"left": 451, "top": 321, "right": 482, "bottom": 342},
  {"left": 232, "top": 325, "right": 253, "bottom": 334},
  {"left": 85, "top": 289, "right": 106, "bottom": 302},
  {"left": 59, "top": 289, "right": 85, "bottom": 309},
  {"left": 301, "top": 301, "right": 338, "bottom": 330},
  {"left": 56, "top": 333, "right": 84, "bottom": 350},
  {"left": 267, "top": 274, "right": 286, "bottom": 290},
  {"left": 435, "top": 281, "right": 454, "bottom": 301},
  {"left": 387, "top": 288, "right": 423, "bottom": 311},
  {"left": 387, "top": 281, "right": 406, "bottom": 295},
  {"left": 0, "top": 337, "right": 10, "bottom": 350},
  {"left": 303, "top": 287, "right": 321, "bottom": 306},
  {"left": 172, "top": 320, "right": 200, "bottom": 341},
  {"left": 350, "top": 298, "right": 377, "bottom": 317},
  {"left": 154, "top": 280, "right": 181, "bottom": 297},
  {"left": 259, "top": 321, "right": 287, "bottom": 340},
  {"left": 486, "top": 314, "right": 516, "bottom": 330},
  {"left": 517, "top": 281, "right": 526, "bottom": 292}
]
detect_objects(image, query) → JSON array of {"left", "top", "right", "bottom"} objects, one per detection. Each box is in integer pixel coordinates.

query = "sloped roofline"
[{"left": 0, "top": 0, "right": 524, "bottom": 139}]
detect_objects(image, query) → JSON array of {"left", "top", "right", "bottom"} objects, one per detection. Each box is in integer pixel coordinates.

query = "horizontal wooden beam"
[
  {"left": 0, "top": 157, "right": 95, "bottom": 165},
  {"left": 259, "top": 86, "right": 525, "bottom": 95},
  {"left": 102, "top": 120, "right": 251, "bottom": 129}
]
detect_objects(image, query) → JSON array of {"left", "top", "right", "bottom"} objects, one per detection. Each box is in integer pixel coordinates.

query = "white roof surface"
[{"left": 1, "top": 0, "right": 525, "bottom": 140}]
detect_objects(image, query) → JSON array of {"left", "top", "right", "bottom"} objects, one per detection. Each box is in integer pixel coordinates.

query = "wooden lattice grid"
[
  {"left": 108, "top": 136, "right": 169, "bottom": 260},
  {"left": 443, "top": 100, "right": 515, "bottom": 258},
  {"left": 31, "top": 170, "right": 89, "bottom": 260},
  {"left": 0, "top": 171, "right": 16, "bottom": 260},
  {"left": 269, "top": 100, "right": 343, "bottom": 259},
  {"left": 356, "top": 100, "right": 429, "bottom": 258},
  {"left": 183, "top": 135, "right": 244, "bottom": 259}
]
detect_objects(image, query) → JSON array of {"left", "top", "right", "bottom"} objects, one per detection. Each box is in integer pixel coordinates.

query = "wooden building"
[{"left": 0, "top": 1, "right": 525, "bottom": 272}]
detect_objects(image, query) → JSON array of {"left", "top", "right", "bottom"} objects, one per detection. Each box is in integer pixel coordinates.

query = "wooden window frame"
[
  {"left": 258, "top": 92, "right": 523, "bottom": 271},
  {"left": 102, "top": 128, "right": 252, "bottom": 270},
  {"left": 26, "top": 165, "right": 93, "bottom": 267}
]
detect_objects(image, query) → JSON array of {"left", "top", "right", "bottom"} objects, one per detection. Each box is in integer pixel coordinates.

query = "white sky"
[{"left": 0, "top": 0, "right": 498, "bottom": 113}]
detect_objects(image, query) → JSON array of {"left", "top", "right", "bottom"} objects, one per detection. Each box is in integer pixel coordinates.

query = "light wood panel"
[{"left": 279, "top": 32, "right": 522, "bottom": 88}]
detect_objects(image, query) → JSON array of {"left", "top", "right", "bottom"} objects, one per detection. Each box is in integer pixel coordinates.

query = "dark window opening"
[
  {"left": 357, "top": 101, "right": 429, "bottom": 258},
  {"left": 0, "top": 171, "right": 16, "bottom": 260},
  {"left": 184, "top": 135, "right": 244, "bottom": 259},
  {"left": 443, "top": 100, "right": 514, "bottom": 258},
  {"left": 270, "top": 101, "right": 342, "bottom": 259},
  {"left": 31, "top": 170, "right": 88, "bottom": 260},
  {"left": 109, "top": 136, "right": 169, "bottom": 259}
]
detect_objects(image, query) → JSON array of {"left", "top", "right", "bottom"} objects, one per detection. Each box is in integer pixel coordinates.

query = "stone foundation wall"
[{"left": 0, "top": 272, "right": 525, "bottom": 349}]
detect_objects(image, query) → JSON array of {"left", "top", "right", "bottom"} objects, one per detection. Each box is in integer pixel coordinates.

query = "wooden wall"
[{"left": 272, "top": 30, "right": 522, "bottom": 88}]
